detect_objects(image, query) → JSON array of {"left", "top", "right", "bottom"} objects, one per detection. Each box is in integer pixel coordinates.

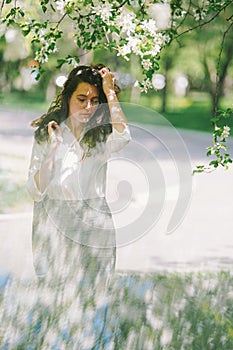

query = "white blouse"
[{"left": 26, "top": 122, "right": 131, "bottom": 202}]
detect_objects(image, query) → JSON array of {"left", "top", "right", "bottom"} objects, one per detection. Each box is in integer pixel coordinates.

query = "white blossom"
[
  {"left": 142, "top": 58, "right": 152, "bottom": 70},
  {"left": 173, "top": 9, "right": 187, "bottom": 19},
  {"left": 150, "top": 43, "right": 161, "bottom": 56},
  {"left": 221, "top": 125, "right": 230, "bottom": 139},
  {"left": 140, "top": 78, "right": 153, "bottom": 92},
  {"left": 128, "top": 36, "right": 141, "bottom": 55},
  {"left": 114, "top": 9, "right": 137, "bottom": 35},
  {"left": 94, "top": 1, "right": 113, "bottom": 22},
  {"left": 117, "top": 43, "right": 131, "bottom": 58},
  {"left": 141, "top": 19, "right": 158, "bottom": 35},
  {"left": 79, "top": 4, "right": 92, "bottom": 16},
  {"left": 35, "top": 50, "right": 48, "bottom": 63},
  {"left": 193, "top": 8, "right": 207, "bottom": 21},
  {"left": 54, "top": 0, "right": 69, "bottom": 15}
]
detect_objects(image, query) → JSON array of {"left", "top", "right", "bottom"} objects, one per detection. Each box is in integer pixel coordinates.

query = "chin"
[{"left": 71, "top": 113, "right": 90, "bottom": 124}]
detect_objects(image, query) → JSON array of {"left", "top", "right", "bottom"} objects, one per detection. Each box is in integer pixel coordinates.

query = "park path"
[{"left": 0, "top": 108, "right": 233, "bottom": 279}]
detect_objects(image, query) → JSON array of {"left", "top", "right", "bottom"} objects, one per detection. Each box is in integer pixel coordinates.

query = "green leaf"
[
  {"left": 192, "top": 168, "right": 204, "bottom": 174},
  {"left": 42, "top": 5, "right": 47, "bottom": 13},
  {"left": 56, "top": 59, "right": 66, "bottom": 69},
  {"left": 22, "top": 29, "right": 30, "bottom": 36},
  {"left": 6, "top": 8, "right": 16, "bottom": 18},
  {"left": 8, "top": 19, "right": 15, "bottom": 25},
  {"left": 18, "top": 8, "right": 25, "bottom": 17},
  {"left": 209, "top": 160, "right": 219, "bottom": 168},
  {"left": 35, "top": 73, "right": 40, "bottom": 81},
  {"left": 32, "top": 38, "right": 40, "bottom": 43},
  {"left": 50, "top": 3, "right": 56, "bottom": 12},
  {"left": 196, "top": 165, "right": 205, "bottom": 170}
]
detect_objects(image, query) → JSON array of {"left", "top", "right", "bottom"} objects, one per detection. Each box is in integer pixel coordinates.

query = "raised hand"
[
  {"left": 99, "top": 67, "right": 115, "bottom": 97},
  {"left": 98, "top": 67, "right": 128, "bottom": 132},
  {"left": 48, "top": 121, "right": 63, "bottom": 144}
]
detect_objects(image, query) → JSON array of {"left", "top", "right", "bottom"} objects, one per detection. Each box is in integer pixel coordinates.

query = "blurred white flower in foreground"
[
  {"left": 148, "top": 3, "right": 171, "bottom": 29},
  {"left": 160, "top": 327, "right": 173, "bottom": 346}
]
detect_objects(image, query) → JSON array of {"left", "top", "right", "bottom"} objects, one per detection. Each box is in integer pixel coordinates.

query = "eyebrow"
[{"left": 76, "top": 94, "right": 99, "bottom": 99}]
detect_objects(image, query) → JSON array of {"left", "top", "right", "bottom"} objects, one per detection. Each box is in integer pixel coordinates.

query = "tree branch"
[
  {"left": 55, "top": 13, "right": 67, "bottom": 28},
  {"left": 174, "top": 0, "right": 192, "bottom": 32},
  {"left": 214, "top": 21, "right": 233, "bottom": 116},
  {"left": 202, "top": 53, "right": 214, "bottom": 96},
  {"left": 174, "top": 2, "right": 231, "bottom": 40},
  {"left": 0, "top": 0, "right": 5, "bottom": 15},
  {"left": 73, "top": 0, "right": 130, "bottom": 20},
  {"left": 227, "top": 13, "right": 233, "bottom": 21}
]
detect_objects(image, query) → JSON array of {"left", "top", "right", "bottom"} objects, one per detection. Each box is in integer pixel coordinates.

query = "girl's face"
[{"left": 68, "top": 82, "right": 99, "bottom": 125}]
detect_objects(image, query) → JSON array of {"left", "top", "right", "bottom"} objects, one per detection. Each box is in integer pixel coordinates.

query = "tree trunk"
[
  {"left": 161, "top": 58, "right": 171, "bottom": 114},
  {"left": 202, "top": 29, "right": 233, "bottom": 117}
]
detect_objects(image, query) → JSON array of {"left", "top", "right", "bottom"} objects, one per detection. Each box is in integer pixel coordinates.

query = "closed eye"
[{"left": 77, "top": 98, "right": 99, "bottom": 105}]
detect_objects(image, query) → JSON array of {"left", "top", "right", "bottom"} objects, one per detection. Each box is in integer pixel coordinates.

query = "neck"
[{"left": 66, "top": 118, "right": 84, "bottom": 140}]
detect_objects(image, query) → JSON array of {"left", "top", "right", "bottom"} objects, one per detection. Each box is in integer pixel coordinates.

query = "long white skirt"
[
  {"left": 31, "top": 196, "right": 117, "bottom": 347},
  {"left": 32, "top": 195, "right": 116, "bottom": 289}
]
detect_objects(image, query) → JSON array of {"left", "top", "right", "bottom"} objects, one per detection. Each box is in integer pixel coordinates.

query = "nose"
[{"left": 84, "top": 100, "right": 92, "bottom": 109}]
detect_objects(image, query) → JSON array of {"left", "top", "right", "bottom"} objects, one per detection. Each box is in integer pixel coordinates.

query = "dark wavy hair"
[{"left": 31, "top": 63, "right": 121, "bottom": 155}]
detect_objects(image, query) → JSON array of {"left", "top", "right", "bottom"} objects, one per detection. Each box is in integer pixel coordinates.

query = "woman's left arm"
[{"left": 99, "top": 67, "right": 128, "bottom": 133}]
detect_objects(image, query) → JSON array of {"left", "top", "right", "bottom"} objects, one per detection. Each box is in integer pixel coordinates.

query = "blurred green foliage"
[{"left": 1, "top": 270, "right": 233, "bottom": 349}]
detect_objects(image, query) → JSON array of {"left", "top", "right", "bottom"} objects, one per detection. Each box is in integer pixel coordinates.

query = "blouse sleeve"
[
  {"left": 106, "top": 125, "right": 131, "bottom": 154},
  {"left": 25, "top": 139, "right": 49, "bottom": 202}
]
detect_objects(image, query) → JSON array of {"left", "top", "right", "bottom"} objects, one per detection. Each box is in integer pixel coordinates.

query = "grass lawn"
[
  {"left": 0, "top": 90, "right": 50, "bottom": 113},
  {"left": 121, "top": 99, "right": 214, "bottom": 132},
  {"left": 122, "top": 91, "right": 233, "bottom": 132}
]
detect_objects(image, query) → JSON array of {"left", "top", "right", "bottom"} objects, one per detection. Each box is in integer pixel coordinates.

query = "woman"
[{"left": 26, "top": 64, "right": 131, "bottom": 290}]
